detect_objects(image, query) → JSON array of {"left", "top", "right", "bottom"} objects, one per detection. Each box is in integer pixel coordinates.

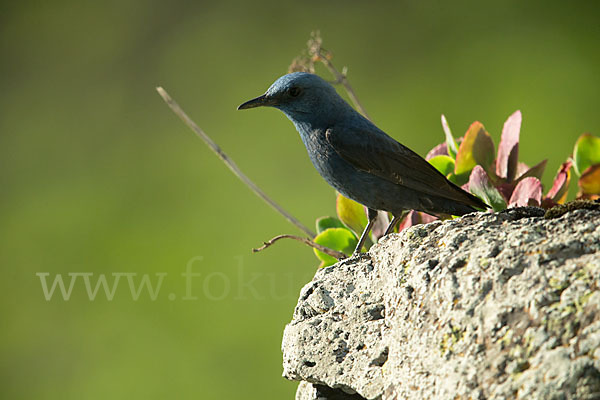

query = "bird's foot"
[
  {"left": 348, "top": 251, "right": 371, "bottom": 262},
  {"left": 327, "top": 251, "right": 371, "bottom": 269}
]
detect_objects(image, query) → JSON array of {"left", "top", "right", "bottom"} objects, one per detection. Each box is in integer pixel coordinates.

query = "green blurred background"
[{"left": 1, "top": 0, "right": 599, "bottom": 398}]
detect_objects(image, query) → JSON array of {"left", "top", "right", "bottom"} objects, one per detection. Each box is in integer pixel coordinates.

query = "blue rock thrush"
[{"left": 238, "top": 72, "right": 488, "bottom": 255}]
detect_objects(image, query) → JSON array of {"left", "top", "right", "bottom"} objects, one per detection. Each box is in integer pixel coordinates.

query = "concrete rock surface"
[{"left": 282, "top": 207, "right": 600, "bottom": 399}]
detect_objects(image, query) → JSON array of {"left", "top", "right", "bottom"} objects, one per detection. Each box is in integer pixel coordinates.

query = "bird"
[{"left": 238, "top": 72, "right": 488, "bottom": 255}]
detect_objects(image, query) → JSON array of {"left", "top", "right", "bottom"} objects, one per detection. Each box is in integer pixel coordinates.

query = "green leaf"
[
  {"left": 579, "top": 163, "right": 600, "bottom": 196},
  {"left": 315, "top": 216, "right": 346, "bottom": 234},
  {"left": 428, "top": 155, "right": 455, "bottom": 177},
  {"left": 441, "top": 114, "right": 458, "bottom": 159},
  {"left": 468, "top": 165, "right": 507, "bottom": 211},
  {"left": 455, "top": 121, "right": 496, "bottom": 176},
  {"left": 573, "top": 133, "right": 600, "bottom": 176},
  {"left": 446, "top": 172, "right": 461, "bottom": 185},
  {"left": 336, "top": 193, "right": 367, "bottom": 236},
  {"left": 313, "top": 228, "right": 357, "bottom": 267}
]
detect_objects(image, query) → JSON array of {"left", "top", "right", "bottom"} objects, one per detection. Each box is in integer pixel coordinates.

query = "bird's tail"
[{"left": 419, "top": 184, "right": 489, "bottom": 217}]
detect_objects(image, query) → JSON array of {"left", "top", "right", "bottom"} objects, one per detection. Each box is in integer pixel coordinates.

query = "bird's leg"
[
  {"left": 383, "top": 214, "right": 402, "bottom": 236},
  {"left": 352, "top": 208, "right": 378, "bottom": 256}
]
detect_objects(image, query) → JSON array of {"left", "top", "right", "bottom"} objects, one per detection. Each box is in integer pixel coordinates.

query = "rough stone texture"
[{"left": 282, "top": 207, "right": 600, "bottom": 399}]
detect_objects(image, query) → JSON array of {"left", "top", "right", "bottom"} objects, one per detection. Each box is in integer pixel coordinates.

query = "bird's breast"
[{"left": 299, "top": 128, "right": 360, "bottom": 193}]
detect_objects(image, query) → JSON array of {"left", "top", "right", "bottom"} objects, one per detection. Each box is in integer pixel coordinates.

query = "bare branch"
[
  {"left": 307, "top": 31, "right": 371, "bottom": 120},
  {"left": 156, "top": 87, "right": 315, "bottom": 238},
  {"left": 253, "top": 234, "right": 347, "bottom": 260}
]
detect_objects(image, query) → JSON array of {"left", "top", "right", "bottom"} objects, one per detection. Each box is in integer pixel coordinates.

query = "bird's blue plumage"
[{"left": 238, "top": 72, "right": 488, "bottom": 218}]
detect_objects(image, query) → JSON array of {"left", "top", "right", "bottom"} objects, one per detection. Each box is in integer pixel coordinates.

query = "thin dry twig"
[
  {"left": 253, "top": 234, "right": 347, "bottom": 260},
  {"left": 311, "top": 57, "right": 370, "bottom": 119},
  {"left": 292, "top": 31, "right": 371, "bottom": 120},
  {"left": 156, "top": 87, "right": 315, "bottom": 238}
]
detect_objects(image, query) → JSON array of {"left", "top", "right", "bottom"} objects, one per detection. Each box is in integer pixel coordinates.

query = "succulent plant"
[
  {"left": 573, "top": 133, "right": 600, "bottom": 200},
  {"left": 311, "top": 111, "right": 599, "bottom": 267}
]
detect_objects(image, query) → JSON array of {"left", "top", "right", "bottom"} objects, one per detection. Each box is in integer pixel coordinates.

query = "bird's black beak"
[{"left": 237, "top": 94, "right": 276, "bottom": 110}]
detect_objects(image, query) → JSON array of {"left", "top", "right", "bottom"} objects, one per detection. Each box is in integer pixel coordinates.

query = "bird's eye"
[{"left": 288, "top": 86, "right": 302, "bottom": 97}]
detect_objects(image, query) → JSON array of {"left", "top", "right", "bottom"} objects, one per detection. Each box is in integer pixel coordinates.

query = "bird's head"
[{"left": 238, "top": 72, "right": 348, "bottom": 124}]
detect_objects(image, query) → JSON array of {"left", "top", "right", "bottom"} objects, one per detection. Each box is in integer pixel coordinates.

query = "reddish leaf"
[
  {"left": 546, "top": 160, "right": 573, "bottom": 204},
  {"left": 455, "top": 122, "right": 496, "bottom": 175},
  {"left": 508, "top": 177, "right": 542, "bottom": 207},
  {"left": 426, "top": 142, "right": 448, "bottom": 160},
  {"left": 496, "top": 110, "right": 521, "bottom": 181},
  {"left": 468, "top": 166, "right": 507, "bottom": 211},
  {"left": 516, "top": 159, "right": 547, "bottom": 181},
  {"left": 579, "top": 163, "right": 600, "bottom": 195},
  {"left": 371, "top": 210, "right": 390, "bottom": 242},
  {"left": 397, "top": 210, "right": 420, "bottom": 232},
  {"left": 496, "top": 182, "right": 516, "bottom": 202},
  {"left": 516, "top": 162, "right": 530, "bottom": 177},
  {"left": 420, "top": 213, "right": 438, "bottom": 224},
  {"left": 397, "top": 211, "right": 437, "bottom": 233}
]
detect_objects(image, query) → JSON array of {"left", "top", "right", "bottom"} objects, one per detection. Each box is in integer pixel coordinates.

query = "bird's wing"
[{"left": 325, "top": 126, "right": 484, "bottom": 207}]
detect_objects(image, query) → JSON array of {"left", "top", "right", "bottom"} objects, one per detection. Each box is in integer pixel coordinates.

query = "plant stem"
[
  {"left": 156, "top": 87, "right": 315, "bottom": 238},
  {"left": 307, "top": 31, "right": 371, "bottom": 120},
  {"left": 320, "top": 58, "right": 371, "bottom": 120},
  {"left": 253, "top": 234, "right": 347, "bottom": 260}
]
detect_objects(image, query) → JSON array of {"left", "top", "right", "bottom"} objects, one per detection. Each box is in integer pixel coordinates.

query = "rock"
[{"left": 282, "top": 207, "right": 600, "bottom": 399}]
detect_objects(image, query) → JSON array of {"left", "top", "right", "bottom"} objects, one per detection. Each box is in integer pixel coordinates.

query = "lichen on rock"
[{"left": 282, "top": 207, "right": 600, "bottom": 399}]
